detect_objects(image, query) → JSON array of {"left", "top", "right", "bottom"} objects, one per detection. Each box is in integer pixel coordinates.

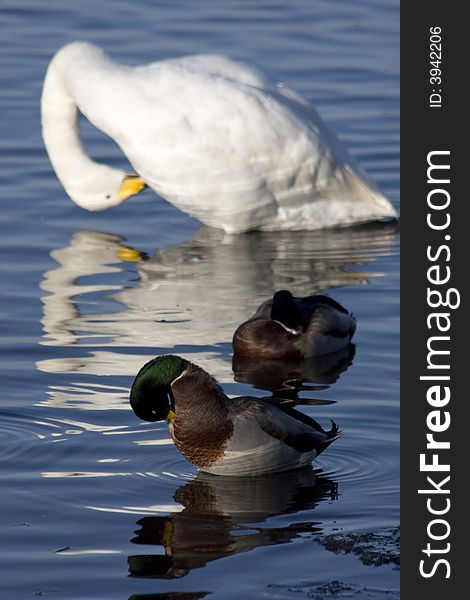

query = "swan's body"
[
  {"left": 42, "top": 42, "right": 397, "bottom": 233},
  {"left": 129, "top": 355, "right": 340, "bottom": 476}
]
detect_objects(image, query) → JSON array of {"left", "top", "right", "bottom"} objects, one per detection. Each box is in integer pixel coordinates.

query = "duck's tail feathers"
[
  {"left": 328, "top": 420, "right": 341, "bottom": 438},
  {"left": 316, "top": 420, "right": 341, "bottom": 457}
]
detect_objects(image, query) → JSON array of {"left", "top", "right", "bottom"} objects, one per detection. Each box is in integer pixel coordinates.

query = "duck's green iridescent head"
[{"left": 130, "top": 355, "right": 188, "bottom": 422}]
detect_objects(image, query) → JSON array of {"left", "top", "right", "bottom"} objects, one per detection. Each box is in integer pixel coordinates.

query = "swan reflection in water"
[
  {"left": 38, "top": 222, "right": 397, "bottom": 392},
  {"left": 128, "top": 468, "right": 337, "bottom": 580}
]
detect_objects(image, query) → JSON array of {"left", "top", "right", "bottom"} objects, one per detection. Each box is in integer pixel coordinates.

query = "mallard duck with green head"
[{"left": 129, "top": 355, "right": 340, "bottom": 476}]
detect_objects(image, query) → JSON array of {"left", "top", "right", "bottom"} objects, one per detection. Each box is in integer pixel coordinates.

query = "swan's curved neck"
[
  {"left": 42, "top": 60, "right": 95, "bottom": 176},
  {"left": 41, "top": 43, "right": 127, "bottom": 209}
]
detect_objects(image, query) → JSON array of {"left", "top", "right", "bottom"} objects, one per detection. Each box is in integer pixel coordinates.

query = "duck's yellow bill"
[
  {"left": 118, "top": 175, "right": 146, "bottom": 200},
  {"left": 166, "top": 409, "right": 176, "bottom": 422}
]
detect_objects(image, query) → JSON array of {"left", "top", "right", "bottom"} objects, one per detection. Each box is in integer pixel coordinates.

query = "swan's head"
[{"left": 66, "top": 167, "right": 146, "bottom": 211}]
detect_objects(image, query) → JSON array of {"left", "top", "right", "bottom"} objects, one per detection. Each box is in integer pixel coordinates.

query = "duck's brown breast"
[
  {"left": 169, "top": 367, "right": 235, "bottom": 468},
  {"left": 233, "top": 319, "right": 302, "bottom": 359}
]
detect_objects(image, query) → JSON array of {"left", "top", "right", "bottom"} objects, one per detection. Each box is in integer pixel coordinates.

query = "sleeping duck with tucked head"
[
  {"left": 233, "top": 290, "right": 356, "bottom": 359},
  {"left": 129, "top": 355, "right": 340, "bottom": 476}
]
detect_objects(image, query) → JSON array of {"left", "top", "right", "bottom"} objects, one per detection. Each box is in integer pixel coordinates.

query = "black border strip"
[{"left": 401, "top": 4, "right": 464, "bottom": 596}]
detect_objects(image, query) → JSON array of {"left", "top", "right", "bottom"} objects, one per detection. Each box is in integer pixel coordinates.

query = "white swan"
[{"left": 41, "top": 42, "right": 397, "bottom": 233}]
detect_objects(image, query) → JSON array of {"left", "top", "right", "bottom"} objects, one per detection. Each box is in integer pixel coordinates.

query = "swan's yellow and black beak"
[
  {"left": 118, "top": 174, "right": 147, "bottom": 200},
  {"left": 117, "top": 245, "right": 146, "bottom": 262}
]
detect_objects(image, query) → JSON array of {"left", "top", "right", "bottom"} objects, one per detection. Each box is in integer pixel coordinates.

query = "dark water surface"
[{"left": 0, "top": 1, "right": 399, "bottom": 598}]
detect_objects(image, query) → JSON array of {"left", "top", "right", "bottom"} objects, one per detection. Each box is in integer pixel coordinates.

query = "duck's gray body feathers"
[{"left": 167, "top": 362, "right": 339, "bottom": 476}]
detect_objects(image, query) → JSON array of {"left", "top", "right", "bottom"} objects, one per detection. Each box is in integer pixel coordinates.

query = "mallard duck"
[
  {"left": 129, "top": 355, "right": 340, "bottom": 476},
  {"left": 41, "top": 42, "right": 397, "bottom": 233},
  {"left": 233, "top": 290, "right": 356, "bottom": 359}
]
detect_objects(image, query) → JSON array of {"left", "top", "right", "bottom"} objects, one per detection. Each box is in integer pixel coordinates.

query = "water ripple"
[
  {"left": 322, "top": 440, "right": 398, "bottom": 493},
  {"left": 0, "top": 410, "right": 62, "bottom": 468}
]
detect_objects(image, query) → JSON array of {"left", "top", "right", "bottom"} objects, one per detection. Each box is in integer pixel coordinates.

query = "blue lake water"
[{"left": 0, "top": 1, "right": 399, "bottom": 598}]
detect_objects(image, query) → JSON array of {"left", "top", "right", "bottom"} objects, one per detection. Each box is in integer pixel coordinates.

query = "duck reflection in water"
[
  {"left": 128, "top": 468, "right": 337, "bottom": 579},
  {"left": 232, "top": 343, "right": 355, "bottom": 404}
]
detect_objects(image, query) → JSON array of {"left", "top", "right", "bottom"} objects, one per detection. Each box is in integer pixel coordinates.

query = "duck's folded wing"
[
  {"left": 234, "top": 398, "right": 339, "bottom": 455},
  {"left": 298, "top": 294, "right": 349, "bottom": 315}
]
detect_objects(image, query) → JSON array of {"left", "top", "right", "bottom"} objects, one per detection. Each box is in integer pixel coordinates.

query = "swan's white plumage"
[{"left": 41, "top": 42, "right": 397, "bottom": 232}]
